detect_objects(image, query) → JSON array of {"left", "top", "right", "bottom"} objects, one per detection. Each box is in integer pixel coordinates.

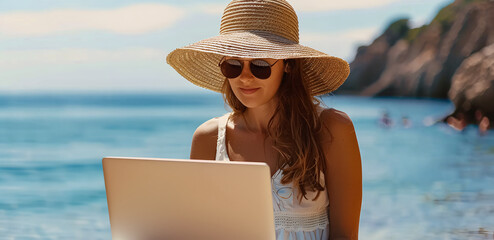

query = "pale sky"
[{"left": 0, "top": 0, "right": 453, "bottom": 93}]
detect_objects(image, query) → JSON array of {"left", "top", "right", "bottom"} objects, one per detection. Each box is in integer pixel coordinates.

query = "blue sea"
[{"left": 0, "top": 93, "right": 493, "bottom": 240}]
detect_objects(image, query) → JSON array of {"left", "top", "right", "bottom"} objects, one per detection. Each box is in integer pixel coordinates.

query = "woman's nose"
[{"left": 238, "top": 61, "right": 255, "bottom": 81}]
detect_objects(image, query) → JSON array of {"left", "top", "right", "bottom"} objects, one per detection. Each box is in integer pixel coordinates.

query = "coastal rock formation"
[
  {"left": 445, "top": 43, "right": 494, "bottom": 130},
  {"left": 336, "top": 0, "right": 494, "bottom": 99},
  {"left": 336, "top": 19, "right": 409, "bottom": 94}
]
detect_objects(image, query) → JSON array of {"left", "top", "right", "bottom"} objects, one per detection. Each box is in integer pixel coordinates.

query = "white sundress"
[{"left": 214, "top": 111, "right": 330, "bottom": 240}]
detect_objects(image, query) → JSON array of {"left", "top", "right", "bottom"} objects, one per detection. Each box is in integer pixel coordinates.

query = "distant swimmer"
[
  {"left": 379, "top": 111, "right": 393, "bottom": 128},
  {"left": 476, "top": 110, "right": 490, "bottom": 135},
  {"left": 401, "top": 115, "right": 412, "bottom": 128},
  {"left": 446, "top": 113, "right": 467, "bottom": 131}
]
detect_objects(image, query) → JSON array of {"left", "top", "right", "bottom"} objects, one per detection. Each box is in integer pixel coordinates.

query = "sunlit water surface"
[{"left": 0, "top": 93, "right": 493, "bottom": 239}]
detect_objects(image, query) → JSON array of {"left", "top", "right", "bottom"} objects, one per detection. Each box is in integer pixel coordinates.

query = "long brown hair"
[{"left": 222, "top": 58, "right": 329, "bottom": 203}]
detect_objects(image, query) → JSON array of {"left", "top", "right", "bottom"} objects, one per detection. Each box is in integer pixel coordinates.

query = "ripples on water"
[{"left": 0, "top": 93, "right": 493, "bottom": 239}]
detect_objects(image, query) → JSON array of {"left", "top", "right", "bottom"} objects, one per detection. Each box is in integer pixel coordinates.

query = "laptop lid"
[{"left": 102, "top": 157, "right": 275, "bottom": 240}]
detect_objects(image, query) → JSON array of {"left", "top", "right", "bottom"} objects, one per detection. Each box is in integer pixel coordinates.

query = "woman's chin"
[
  {"left": 233, "top": 89, "right": 279, "bottom": 110},
  {"left": 237, "top": 98, "right": 277, "bottom": 110},
  {"left": 238, "top": 100, "right": 261, "bottom": 109}
]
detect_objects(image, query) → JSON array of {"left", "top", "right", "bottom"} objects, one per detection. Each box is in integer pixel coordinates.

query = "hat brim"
[{"left": 166, "top": 30, "right": 350, "bottom": 96}]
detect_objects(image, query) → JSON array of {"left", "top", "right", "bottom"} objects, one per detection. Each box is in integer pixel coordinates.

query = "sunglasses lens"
[
  {"left": 250, "top": 60, "right": 271, "bottom": 79},
  {"left": 221, "top": 59, "right": 242, "bottom": 78},
  {"left": 219, "top": 59, "right": 274, "bottom": 79}
]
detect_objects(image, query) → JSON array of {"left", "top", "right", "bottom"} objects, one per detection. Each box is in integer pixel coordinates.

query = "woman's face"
[{"left": 225, "top": 57, "right": 285, "bottom": 109}]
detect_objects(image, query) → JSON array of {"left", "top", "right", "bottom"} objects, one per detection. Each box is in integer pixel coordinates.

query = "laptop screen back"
[{"left": 102, "top": 157, "right": 275, "bottom": 240}]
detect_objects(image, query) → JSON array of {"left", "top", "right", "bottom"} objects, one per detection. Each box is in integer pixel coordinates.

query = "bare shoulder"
[
  {"left": 190, "top": 117, "right": 220, "bottom": 160},
  {"left": 194, "top": 117, "right": 219, "bottom": 139},
  {"left": 320, "top": 108, "right": 353, "bottom": 125},
  {"left": 319, "top": 108, "right": 356, "bottom": 140}
]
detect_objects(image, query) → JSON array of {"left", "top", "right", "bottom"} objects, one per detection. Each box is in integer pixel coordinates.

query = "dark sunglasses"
[{"left": 218, "top": 57, "right": 281, "bottom": 80}]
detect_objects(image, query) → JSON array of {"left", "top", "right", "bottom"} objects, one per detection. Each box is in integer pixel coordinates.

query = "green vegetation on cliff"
[
  {"left": 383, "top": 18, "right": 410, "bottom": 45},
  {"left": 386, "top": 18, "right": 409, "bottom": 37},
  {"left": 400, "top": 0, "right": 491, "bottom": 43},
  {"left": 431, "top": 0, "right": 489, "bottom": 33},
  {"left": 405, "top": 25, "right": 427, "bottom": 43}
]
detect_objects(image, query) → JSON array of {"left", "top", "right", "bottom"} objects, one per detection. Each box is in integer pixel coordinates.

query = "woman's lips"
[{"left": 240, "top": 87, "right": 260, "bottom": 94}]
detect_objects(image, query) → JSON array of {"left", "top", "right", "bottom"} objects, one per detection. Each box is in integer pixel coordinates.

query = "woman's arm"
[
  {"left": 320, "top": 108, "right": 362, "bottom": 240},
  {"left": 190, "top": 118, "right": 219, "bottom": 160}
]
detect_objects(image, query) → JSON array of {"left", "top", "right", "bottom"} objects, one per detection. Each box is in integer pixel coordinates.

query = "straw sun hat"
[{"left": 166, "top": 0, "right": 350, "bottom": 96}]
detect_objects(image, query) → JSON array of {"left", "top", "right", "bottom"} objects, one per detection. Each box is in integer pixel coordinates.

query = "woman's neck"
[{"left": 242, "top": 100, "right": 277, "bottom": 134}]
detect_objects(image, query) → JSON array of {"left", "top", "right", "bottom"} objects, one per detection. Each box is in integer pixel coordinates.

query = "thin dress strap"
[{"left": 215, "top": 113, "right": 231, "bottom": 161}]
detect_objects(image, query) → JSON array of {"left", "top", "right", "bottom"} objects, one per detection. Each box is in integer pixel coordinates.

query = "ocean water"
[{"left": 0, "top": 93, "right": 493, "bottom": 240}]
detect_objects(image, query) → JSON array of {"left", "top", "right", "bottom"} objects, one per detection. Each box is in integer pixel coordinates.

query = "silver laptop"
[{"left": 102, "top": 157, "right": 276, "bottom": 240}]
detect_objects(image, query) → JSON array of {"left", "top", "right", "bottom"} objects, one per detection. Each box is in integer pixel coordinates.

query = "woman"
[{"left": 166, "top": 0, "right": 362, "bottom": 239}]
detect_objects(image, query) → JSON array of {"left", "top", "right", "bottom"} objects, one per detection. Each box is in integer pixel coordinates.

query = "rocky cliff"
[
  {"left": 446, "top": 43, "right": 494, "bottom": 130},
  {"left": 336, "top": 0, "right": 494, "bottom": 99}
]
